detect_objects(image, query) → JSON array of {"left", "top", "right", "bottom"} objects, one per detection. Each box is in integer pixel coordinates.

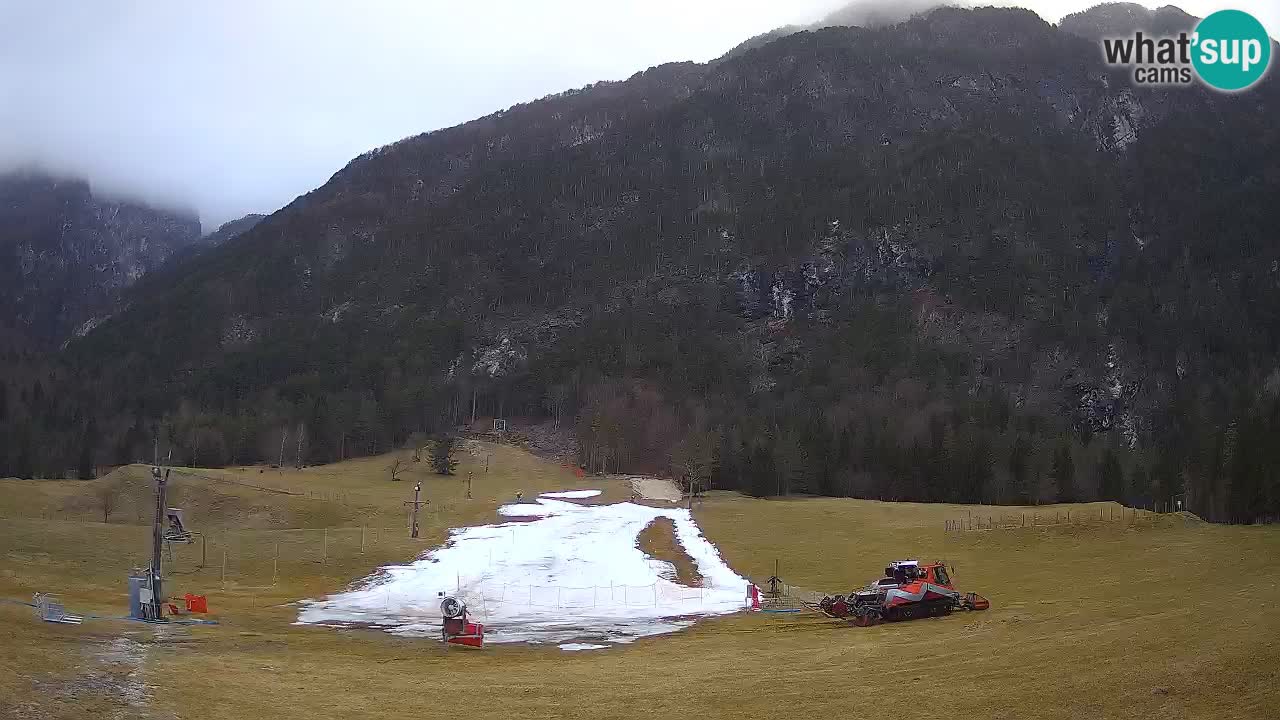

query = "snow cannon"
[
  {"left": 818, "top": 560, "right": 990, "bottom": 626},
  {"left": 440, "top": 595, "right": 485, "bottom": 648}
]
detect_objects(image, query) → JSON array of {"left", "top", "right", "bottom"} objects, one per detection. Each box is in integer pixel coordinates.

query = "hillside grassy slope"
[{"left": 2, "top": 442, "right": 1276, "bottom": 719}]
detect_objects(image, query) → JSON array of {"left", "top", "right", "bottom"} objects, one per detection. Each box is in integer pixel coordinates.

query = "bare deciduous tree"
[
  {"left": 95, "top": 479, "right": 122, "bottom": 523},
  {"left": 671, "top": 429, "right": 719, "bottom": 508}
]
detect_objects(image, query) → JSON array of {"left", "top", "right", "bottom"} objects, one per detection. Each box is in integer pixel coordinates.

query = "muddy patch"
[
  {"left": 25, "top": 636, "right": 155, "bottom": 720},
  {"left": 637, "top": 517, "right": 703, "bottom": 587}
]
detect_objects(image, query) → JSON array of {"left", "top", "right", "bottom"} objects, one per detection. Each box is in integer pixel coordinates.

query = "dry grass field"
[{"left": 2, "top": 440, "right": 1277, "bottom": 719}]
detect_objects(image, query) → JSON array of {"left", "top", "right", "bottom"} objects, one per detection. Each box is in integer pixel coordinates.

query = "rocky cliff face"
[{"left": 0, "top": 171, "right": 202, "bottom": 347}]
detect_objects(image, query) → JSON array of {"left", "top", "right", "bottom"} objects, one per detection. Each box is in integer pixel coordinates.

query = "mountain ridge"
[{"left": 6, "top": 6, "right": 1278, "bottom": 522}]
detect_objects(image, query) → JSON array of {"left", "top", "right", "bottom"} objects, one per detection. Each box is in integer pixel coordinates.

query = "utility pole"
[
  {"left": 405, "top": 481, "right": 425, "bottom": 539},
  {"left": 149, "top": 455, "right": 171, "bottom": 620}
]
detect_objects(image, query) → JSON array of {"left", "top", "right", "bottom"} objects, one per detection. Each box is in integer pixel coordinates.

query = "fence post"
[
  {"left": 322, "top": 528, "right": 328, "bottom": 564},
  {"left": 221, "top": 550, "right": 227, "bottom": 589},
  {"left": 360, "top": 526, "right": 366, "bottom": 554}
]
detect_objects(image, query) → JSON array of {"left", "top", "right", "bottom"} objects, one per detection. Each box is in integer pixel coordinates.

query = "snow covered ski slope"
[{"left": 297, "top": 494, "right": 751, "bottom": 645}]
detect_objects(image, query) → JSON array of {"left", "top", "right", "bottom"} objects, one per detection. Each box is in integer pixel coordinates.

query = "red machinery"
[
  {"left": 819, "top": 560, "right": 989, "bottom": 626},
  {"left": 440, "top": 595, "right": 485, "bottom": 648}
]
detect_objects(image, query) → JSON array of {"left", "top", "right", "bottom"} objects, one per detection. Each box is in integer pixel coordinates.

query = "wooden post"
[
  {"left": 322, "top": 528, "right": 328, "bottom": 564},
  {"left": 149, "top": 463, "right": 170, "bottom": 619},
  {"left": 221, "top": 550, "right": 227, "bottom": 589},
  {"left": 360, "top": 526, "right": 366, "bottom": 554}
]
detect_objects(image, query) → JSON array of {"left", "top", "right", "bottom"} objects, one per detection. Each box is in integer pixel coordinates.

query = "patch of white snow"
[
  {"left": 496, "top": 502, "right": 559, "bottom": 517},
  {"left": 297, "top": 501, "right": 750, "bottom": 645},
  {"left": 539, "top": 490, "right": 601, "bottom": 499}
]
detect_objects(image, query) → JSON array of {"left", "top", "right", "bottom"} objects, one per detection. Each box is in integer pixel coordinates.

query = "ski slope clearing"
[
  {"left": 297, "top": 496, "right": 750, "bottom": 644},
  {"left": 629, "top": 476, "right": 681, "bottom": 502}
]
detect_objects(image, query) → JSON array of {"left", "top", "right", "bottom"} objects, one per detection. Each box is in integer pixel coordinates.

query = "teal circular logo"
[{"left": 1192, "top": 10, "right": 1272, "bottom": 91}]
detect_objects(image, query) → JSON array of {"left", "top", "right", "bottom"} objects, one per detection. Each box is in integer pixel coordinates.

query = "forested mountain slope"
[
  {"left": 0, "top": 171, "right": 201, "bottom": 348},
  {"left": 11, "top": 6, "right": 1278, "bottom": 522}
]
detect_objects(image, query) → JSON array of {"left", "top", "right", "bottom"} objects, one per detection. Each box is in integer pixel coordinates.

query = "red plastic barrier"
[{"left": 184, "top": 594, "right": 208, "bottom": 613}]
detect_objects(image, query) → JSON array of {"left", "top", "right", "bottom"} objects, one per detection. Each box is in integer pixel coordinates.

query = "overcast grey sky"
[{"left": 0, "top": 0, "right": 1271, "bottom": 229}]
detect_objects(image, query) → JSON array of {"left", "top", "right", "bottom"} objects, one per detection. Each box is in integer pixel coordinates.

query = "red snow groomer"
[{"left": 818, "top": 560, "right": 989, "bottom": 626}]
